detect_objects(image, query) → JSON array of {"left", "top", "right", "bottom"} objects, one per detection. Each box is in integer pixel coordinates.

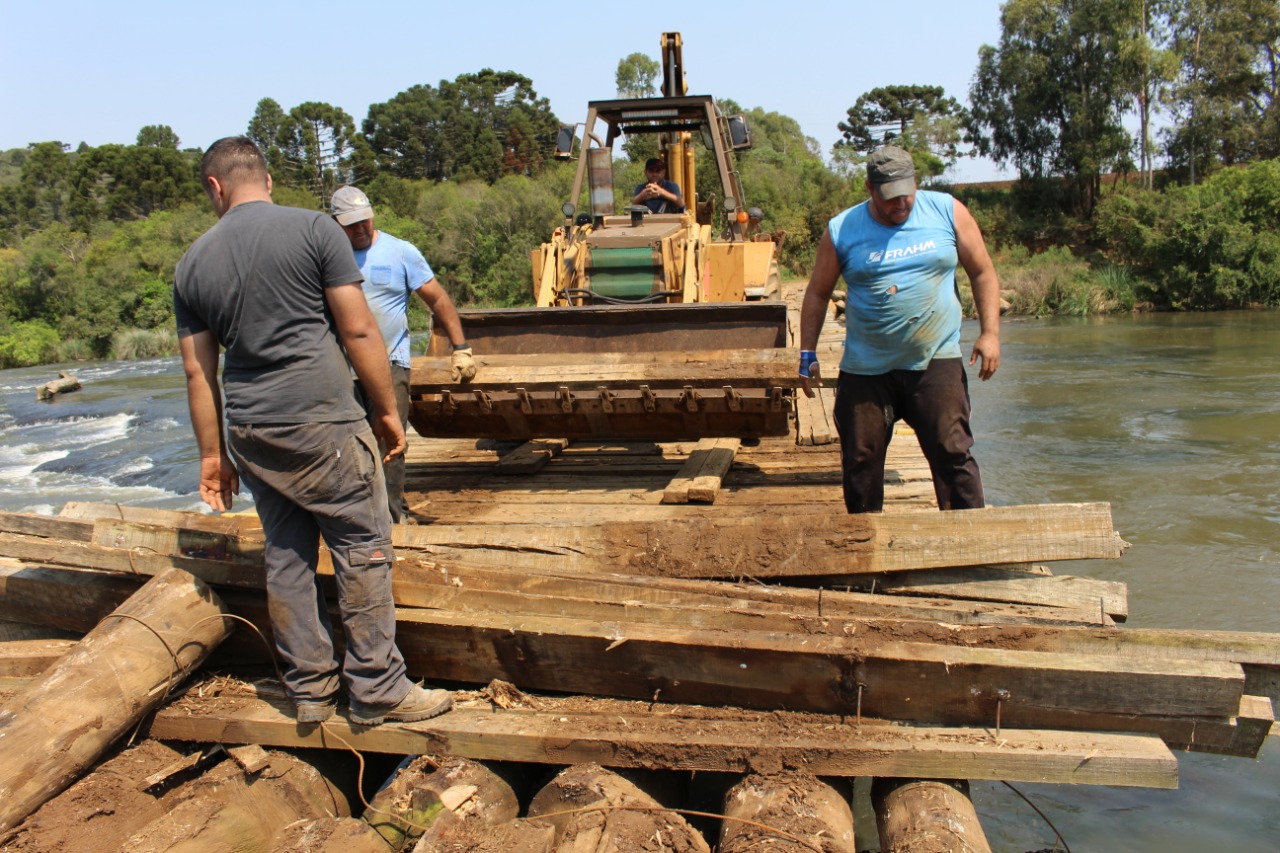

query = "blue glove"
[{"left": 798, "top": 350, "right": 819, "bottom": 379}]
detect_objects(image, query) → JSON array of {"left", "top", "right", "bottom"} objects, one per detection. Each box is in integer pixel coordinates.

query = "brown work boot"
[{"left": 349, "top": 684, "right": 453, "bottom": 726}]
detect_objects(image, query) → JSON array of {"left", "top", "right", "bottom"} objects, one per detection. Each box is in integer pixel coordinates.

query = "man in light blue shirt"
[
  {"left": 332, "top": 185, "right": 474, "bottom": 523},
  {"left": 797, "top": 146, "right": 1002, "bottom": 513}
]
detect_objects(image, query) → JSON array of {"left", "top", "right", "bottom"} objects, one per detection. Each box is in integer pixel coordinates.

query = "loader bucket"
[{"left": 409, "top": 302, "right": 796, "bottom": 441}]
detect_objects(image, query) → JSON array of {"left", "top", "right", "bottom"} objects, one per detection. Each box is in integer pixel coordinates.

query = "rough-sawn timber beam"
[
  {"left": 0, "top": 563, "right": 1267, "bottom": 754},
  {"left": 389, "top": 502, "right": 1130, "bottom": 578},
  {"left": 408, "top": 348, "right": 802, "bottom": 391},
  {"left": 7, "top": 503, "right": 1129, "bottom": 582},
  {"left": 145, "top": 690, "right": 1179, "bottom": 789},
  {"left": 662, "top": 438, "right": 740, "bottom": 504}
]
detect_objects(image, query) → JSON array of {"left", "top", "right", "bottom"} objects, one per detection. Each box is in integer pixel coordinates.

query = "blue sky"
[{"left": 2, "top": 0, "right": 1011, "bottom": 181}]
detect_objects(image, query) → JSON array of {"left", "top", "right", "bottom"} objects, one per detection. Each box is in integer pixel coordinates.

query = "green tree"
[
  {"left": 1119, "top": 0, "right": 1179, "bottom": 188},
  {"left": 616, "top": 52, "right": 660, "bottom": 99},
  {"left": 836, "top": 85, "right": 972, "bottom": 177},
  {"left": 363, "top": 71, "right": 560, "bottom": 182},
  {"left": 136, "top": 125, "right": 181, "bottom": 149},
  {"left": 715, "top": 100, "right": 859, "bottom": 275},
  {"left": 1162, "top": 0, "right": 1280, "bottom": 181},
  {"left": 275, "top": 102, "right": 368, "bottom": 205},
  {"left": 12, "top": 142, "right": 73, "bottom": 234},
  {"left": 68, "top": 142, "right": 200, "bottom": 226},
  {"left": 613, "top": 52, "right": 663, "bottom": 163},
  {"left": 969, "top": 0, "right": 1137, "bottom": 216},
  {"left": 247, "top": 97, "right": 290, "bottom": 176}
]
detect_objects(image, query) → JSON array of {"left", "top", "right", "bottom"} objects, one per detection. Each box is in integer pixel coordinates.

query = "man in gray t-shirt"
[{"left": 174, "top": 136, "right": 452, "bottom": 727}]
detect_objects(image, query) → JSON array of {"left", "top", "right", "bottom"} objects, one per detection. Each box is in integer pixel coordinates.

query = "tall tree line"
[{"left": 4, "top": 4, "right": 1280, "bottom": 367}]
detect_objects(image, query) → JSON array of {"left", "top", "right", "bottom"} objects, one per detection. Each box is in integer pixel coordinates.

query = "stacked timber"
[
  {"left": 0, "top": 292, "right": 1277, "bottom": 850},
  {"left": 0, "top": 451, "right": 1277, "bottom": 850}
]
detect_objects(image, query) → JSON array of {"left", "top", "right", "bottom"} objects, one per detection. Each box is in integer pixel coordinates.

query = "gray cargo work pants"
[
  {"left": 228, "top": 419, "right": 411, "bottom": 708},
  {"left": 356, "top": 364, "right": 412, "bottom": 523}
]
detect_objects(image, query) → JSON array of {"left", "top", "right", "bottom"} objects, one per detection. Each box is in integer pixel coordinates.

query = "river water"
[{"left": 1, "top": 313, "right": 1278, "bottom": 851}]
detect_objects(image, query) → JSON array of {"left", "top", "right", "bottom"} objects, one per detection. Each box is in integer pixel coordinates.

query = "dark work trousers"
[
  {"left": 355, "top": 364, "right": 411, "bottom": 523},
  {"left": 832, "top": 358, "right": 985, "bottom": 513},
  {"left": 228, "top": 420, "right": 411, "bottom": 708}
]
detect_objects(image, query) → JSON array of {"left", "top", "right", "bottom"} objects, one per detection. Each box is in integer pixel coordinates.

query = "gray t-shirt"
[{"left": 174, "top": 201, "right": 366, "bottom": 425}]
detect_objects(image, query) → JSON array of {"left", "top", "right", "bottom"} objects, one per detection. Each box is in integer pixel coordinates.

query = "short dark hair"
[
  {"left": 200, "top": 136, "right": 269, "bottom": 189},
  {"left": 644, "top": 157, "right": 666, "bottom": 171}
]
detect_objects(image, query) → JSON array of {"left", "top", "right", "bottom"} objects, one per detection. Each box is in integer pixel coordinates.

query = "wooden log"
[
  {"left": 363, "top": 755, "right": 518, "bottom": 851},
  {"left": 122, "top": 750, "right": 351, "bottom": 853},
  {"left": 526, "top": 763, "right": 711, "bottom": 853},
  {"left": 1, "top": 739, "right": 188, "bottom": 850},
  {"left": 662, "top": 438, "right": 740, "bottom": 504},
  {"left": 719, "top": 772, "right": 855, "bottom": 852},
  {"left": 871, "top": 779, "right": 992, "bottom": 853},
  {"left": 408, "top": 817, "right": 556, "bottom": 852},
  {"left": 0, "top": 568, "right": 233, "bottom": 832},
  {"left": 35, "top": 371, "right": 80, "bottom": 401},
  {"left": 146, "top": 689, "right": 1181, "bottom": 789},
  {"left": 272, "top": 817, "right": 390, "bottom": 853}
]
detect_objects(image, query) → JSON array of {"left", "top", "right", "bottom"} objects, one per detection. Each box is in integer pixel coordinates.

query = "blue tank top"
[{"left": 828, "top": 190, "right": 962, "bottom": 374}]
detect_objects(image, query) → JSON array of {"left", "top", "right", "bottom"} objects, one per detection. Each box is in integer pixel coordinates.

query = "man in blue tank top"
[{"left": 797, "top": 146, "right": 1002, "bottom": 513}]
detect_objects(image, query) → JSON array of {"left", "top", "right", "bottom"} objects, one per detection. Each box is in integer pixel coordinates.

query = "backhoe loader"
[{"left": 408, "top": 33, "right": 794, "bottom": 442}]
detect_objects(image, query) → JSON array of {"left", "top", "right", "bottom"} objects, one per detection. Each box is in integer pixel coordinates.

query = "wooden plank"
[
  {"left": 0, "top": 514, "right": 94, "bottom": 542},
  {"left": 387, "top": 608, "right": 1245, "bottom": 726},
  {"left": 146, "top": 690, "right": 1179, "bottom": 789},
  {"left": 0, "top": 563, "right": 1242, "bottom": 736},
  {"left": 829, "top": 566, "right": 1130, "bottom": 621},
  {"left": 27, "top": 503, "right": 1130, "bottom": 581},
  {"left": 0, "top": 546, "right": 1112, "bottom": 634},
  {"left": 0, "top": 564, "right": 145, "bottom": 633},
  {"left": 793, "top": 385, "right": 835, "bottom": 446},
  {"left": 0, "top": 639, "right": 76, "bottom": 676},
  {"left": 410, "top": 349, "right": 801, "bottom": 391},
  {"left": 496, "top": 438, "right": 571, "bottom": 474},
  {"left": 391, "top": 502, "right": 1129, "bottom": 578},
  {"left": 662, "top": 438, "right": 739, "bottom": 504},
  {"left": 59, "top": 503, "right": 263, "bottom": 534},
  {"left": 0, "top": 531, "right": 267, "bottom": 590}
]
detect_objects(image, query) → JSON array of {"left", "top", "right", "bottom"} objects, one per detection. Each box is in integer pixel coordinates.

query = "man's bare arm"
[
  {"left": 953, "top": 199, "right": 1001, "bottom": 380},
  {"left": 414, "top": 278, "right": 466, "bottom": 347},
  {"left": 179, "top": 330, "right": 238, "bottom": 511},
  {"left": 798, "top": 230, "right": 842, "bottom": 397}
]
